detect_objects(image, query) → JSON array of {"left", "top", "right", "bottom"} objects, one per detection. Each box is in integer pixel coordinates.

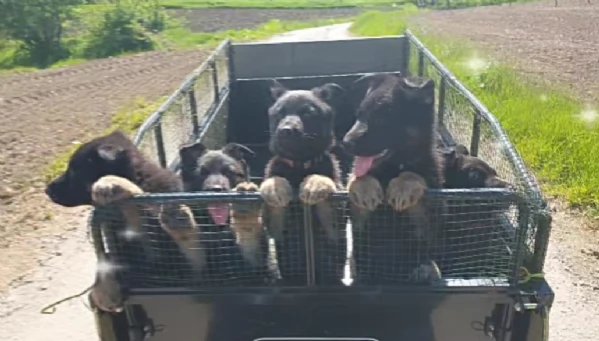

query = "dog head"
[
  {"left": 45, "top": 131, "right": 137, "bottom": 207},
  {"left": 441, "top": 144, "right": 511, "bottom": 189},
  {"left": 341, "top": 73, "right": 436, "bottom": 177},
  {"left": 179, "top": 141, "right": 254, "bottom": 225},
  {"left": 267, "top": 79, "right": 344, "bottom": 161}
]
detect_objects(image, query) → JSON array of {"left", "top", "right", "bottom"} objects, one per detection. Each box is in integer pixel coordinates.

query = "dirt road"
[{"left": 2, "top": 4, "right": 599, "bottom": 339}]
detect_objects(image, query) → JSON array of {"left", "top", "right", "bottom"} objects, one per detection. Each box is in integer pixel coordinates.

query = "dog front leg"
[
  {"left": 347, "top": 175, "right": 384, "bottom": 231},
  {"left": 231, "top": 181, "right": 265, "bottom": 267},
  {"left": 259, "top": 176, "right": 293, "bottom": 241}
]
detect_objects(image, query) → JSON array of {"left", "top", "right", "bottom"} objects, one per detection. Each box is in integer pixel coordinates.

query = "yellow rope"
[
  {"left": 518, "top": 266, "right": 544, "bottom": 284},
  {"left": 40, "top": 285, "right": 93, "bottom": 314}
]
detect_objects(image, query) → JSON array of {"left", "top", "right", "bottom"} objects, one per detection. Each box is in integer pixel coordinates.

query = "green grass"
[
  {"left": 350, "top": 9, "right": 599, "bottom": 212},
  {"left": 161, "top": 0, "right": 404, "bottom": 9},
  {"left": 43, "top": 98, "right": 164, "bottom": 183}
]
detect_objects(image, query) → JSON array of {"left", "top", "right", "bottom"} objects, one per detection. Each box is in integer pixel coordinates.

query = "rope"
[
  {"left": 518, "top": 266, "right": 544, "bottom": 284},
  {"left": 40, "top": 285, "right": 93, "bottom": 314}
]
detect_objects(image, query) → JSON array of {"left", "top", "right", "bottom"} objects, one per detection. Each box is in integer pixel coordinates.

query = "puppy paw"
[
  {"left": 159, "top": 204, "right": 197, "bottom": 241},
  {"left": 348, "top": 175, "right": 384, "bottom": 211},
  {"left": 409, "top": 260, "right": 442, "bottom": 284},
  {"left": 387, "top": 172, "right": 427, "bottom": 212},
  {"left": 231, "top": 182, "right": 265, "bottom": 267},
  {"left": 232, "top": 181, "right": 261, "bottom": 214},
  {"left": 90, "top": 264, "right": 124, "bottom": 314},
  {"left": 299, "top": 174, "right": 337, "bottom": 205},
  {"left": 259, "top": 176, "right": 293, "bottom": 208},
  {"left": 92, "top": 175, "right": 143, "bottom": 206}
]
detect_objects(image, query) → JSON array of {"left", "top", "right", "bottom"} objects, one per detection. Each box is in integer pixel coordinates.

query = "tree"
[{"left": 0, "top": 0, "right": 83, "bottom": 67}]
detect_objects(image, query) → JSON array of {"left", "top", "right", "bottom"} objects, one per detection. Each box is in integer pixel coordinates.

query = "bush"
[{"left": 81, "top": 1, "right": 167, "bottom": 58}]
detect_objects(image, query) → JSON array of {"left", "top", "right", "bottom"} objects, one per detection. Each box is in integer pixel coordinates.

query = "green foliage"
[
  {"left": 0, "top": 0, "right": 82, "bottom": 67},
  {"left": 351, "top": 10, "right": 599, "bottom": 212},
  {"left": 80, "top": 0, "right": 166, "bottom": 58}
]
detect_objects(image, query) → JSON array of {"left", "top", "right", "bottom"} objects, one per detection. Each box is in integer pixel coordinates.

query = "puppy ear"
[
  {"left": 223, "top": 143, "right": 255, "bottom": 161},
  {"left": 312, "top": 83, "right": 345, "bottom": 104},
  {"left": 268, "top": 79, "right": 287, "bottom": 101},
  {"left": 97, "top": 144, "right": 126, "bottom": 161},
  {"left": 395, "top": 76, "right": 435, "bottom": 105},
  {"left": 179, "top": 141, "right": 207, "bottom": 165},
  {"left": 454, "top": 144, "right": 470, "bottom": 156}
]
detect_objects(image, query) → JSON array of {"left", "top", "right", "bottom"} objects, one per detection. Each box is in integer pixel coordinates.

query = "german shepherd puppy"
[
  {"left": 45, "top": 131, "right": 199, "bottom": 313},
  {"left": 259, "top": 79, "right": 347, "bottom": 286},
  {"left": 439, "top": 144, "right": 514, "bottom": 278},
  {"left": 341, "top": 73, "right": 444, "bottom": 285},
  {"left": 178, "top": 141, "right": 274, "bottom": 285}
]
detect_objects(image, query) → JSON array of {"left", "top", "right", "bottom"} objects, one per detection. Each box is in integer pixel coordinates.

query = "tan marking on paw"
[
  {"left": 232, "top": 181, "right": 262, "bottom": 215},
  {"left": 348, "top": 175, "right": 383, "bottom": 211},
  {"left": 231, "top": 181, "right": 265, "bottom": 267},
  {"left": 91, "top": 175, "right": 143, "bottom": 206},
  {"left": 91, "top": 268, "right": 123, "bottom": 314},
  {"left": 259, "top": 176, "right": 292, "bottom": 208},
  {"left": 387, "top": 172, "right": 427, "bottom": 212},
  {"left": 315, "top": 201, "right": 340, "bottom": 241},
  {"left": 299, "top": 174, "right": 336, "bottom": 205},
  {"left": 159, "top": 204, "right": 205, "bottom": 273}
]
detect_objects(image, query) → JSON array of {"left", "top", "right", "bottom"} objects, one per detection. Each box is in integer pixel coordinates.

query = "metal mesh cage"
[
  {"left": 405, "top": 30, "right": 550, "bottom": 274},
  {"left": 90, "top": 34, "right": 550, "bottom": 292}
]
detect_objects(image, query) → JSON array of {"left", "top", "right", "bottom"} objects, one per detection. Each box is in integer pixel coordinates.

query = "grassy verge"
[
  {"left": 161, "top": 0, "right": 403, "bottom": 9},
  {"left": 43, "top": 98, "right": 165, "bottom": 183},
  {"left": 350, "top": 9, "right": 599, "bottom": 213}
]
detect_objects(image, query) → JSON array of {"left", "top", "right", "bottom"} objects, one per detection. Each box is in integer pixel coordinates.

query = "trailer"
[{"left": 89, "top": 30, "right": 553, "bottom": 341}]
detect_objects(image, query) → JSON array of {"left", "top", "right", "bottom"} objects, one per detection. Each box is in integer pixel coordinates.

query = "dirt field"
[
  {"left": 1, "top": 3, "right": 599, "bottom": 341},
  {"left": 411, "top": 0, "right": 599, "bottom": 100}
]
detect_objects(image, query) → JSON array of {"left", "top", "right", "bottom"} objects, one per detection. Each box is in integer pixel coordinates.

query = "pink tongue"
[
  {"left": 354, "top": 156, "right": 376, "bottom": 178},
  {"left": 208, "top": 203, "right": 230, "bottom": 225}
]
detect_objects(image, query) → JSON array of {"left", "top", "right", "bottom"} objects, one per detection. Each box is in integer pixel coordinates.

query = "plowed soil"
[{"left": 411, "top": 0, "right": 599, "bottom": 101}]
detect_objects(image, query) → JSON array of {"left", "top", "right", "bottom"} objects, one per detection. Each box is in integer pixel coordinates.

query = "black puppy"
[
  {"left": 342, "top": 73, "right": 444, "bottom": 285},
  {"left": 438, "top": 144, "right": 514, "bottom": 278},
  {"left": 45, "top": 130, "right": 199, "bottom": 313},
  {"left": 440, "top": 144, "right": 510, "bottom": 189},
  {"left": 178, "top": 141, "right": 274, "bottom": 285},
  {"left": 259, "top": 79, "right": 347, "bottom": 286}
]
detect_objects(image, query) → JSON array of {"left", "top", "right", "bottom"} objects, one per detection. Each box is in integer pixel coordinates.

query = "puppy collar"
[{"left": 280, "top": 155, "right": 323, "bottom": 169}]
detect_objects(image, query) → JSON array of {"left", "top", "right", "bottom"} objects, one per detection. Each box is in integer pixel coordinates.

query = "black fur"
[
  {"left": 46, "top": 130, "right": 182, "bottom": 206},
  {"left": 438, "top": 144, "right": 514, "bottom": 278},
  {"left": 45, "top": 130, "right": 196, "bottom": 311},
  {"left": 261, "top": 79, "right": 347, "bottom": 286},
  {"left": 178, "top": 141, "right": 275, "bottom": 285},
  {"left": 342, "top": 73, "right": 444, "bottom": 285}
]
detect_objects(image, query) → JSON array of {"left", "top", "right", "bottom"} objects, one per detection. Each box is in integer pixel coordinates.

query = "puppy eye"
[{"left": 303, "top": 106, "right": 316, "bottom": 115}]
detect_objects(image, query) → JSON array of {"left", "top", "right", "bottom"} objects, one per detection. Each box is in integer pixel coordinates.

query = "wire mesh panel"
[
  {"left": 133, "top": 40, "right": 231, "bottom": 169},
  {"left": 405, "top": 30, "right": 549, "bottom": 274}
]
